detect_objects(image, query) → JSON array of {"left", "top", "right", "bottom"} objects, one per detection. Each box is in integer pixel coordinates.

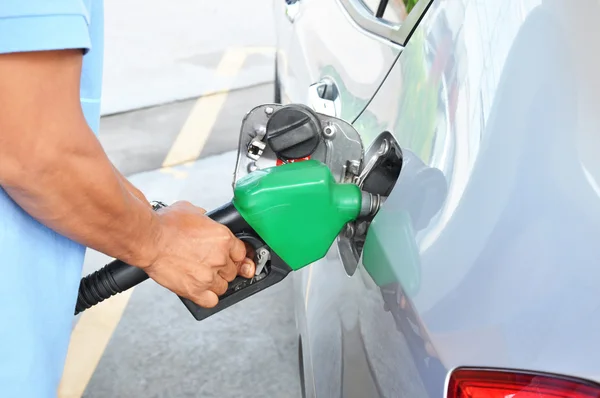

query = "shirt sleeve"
[{"left": 0, "top": 0, "right": 91, "bottom": 54}]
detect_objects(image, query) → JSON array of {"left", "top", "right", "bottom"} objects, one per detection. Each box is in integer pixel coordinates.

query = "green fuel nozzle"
[
  {"left": 233, "top": 159, "right": 364, "bottom": 270},
  {"left": 75, "top": 159, "right": 377, "bottom": 321}
]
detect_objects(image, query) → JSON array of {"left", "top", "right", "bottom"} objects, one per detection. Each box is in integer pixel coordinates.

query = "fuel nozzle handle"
[
  {"left": 75, "top": 160, "right": 384, "bottom": 320},
  {"left": 74, "top": 201, "right": 250, "bottom": 315}
]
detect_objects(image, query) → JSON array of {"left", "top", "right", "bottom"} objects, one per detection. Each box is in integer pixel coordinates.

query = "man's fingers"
[
  {"left": 193, "top": 290, "right": 219, "bottom": 308},
  {"left": 216, "top": 259, "right": 238, "bottom": 282},
  {"left": 229, "top": 236, "right": 246, "bottom": 263},
  {"left": 221, "top": 256, "right": 238, "bottom": 279},
  {"left": 218, "top": 260, "right": 237, "bottom": 282},
  {"left": 209, "top": 275, "right": 229, "bottom": 296},
  {"left": 238, "top": 257, "right": 256, "bottom": 279}
]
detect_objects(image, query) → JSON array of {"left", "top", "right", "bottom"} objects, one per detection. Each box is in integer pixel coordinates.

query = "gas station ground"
[{"left": 59, "top": 83, "right": 302, "bottom": 398}]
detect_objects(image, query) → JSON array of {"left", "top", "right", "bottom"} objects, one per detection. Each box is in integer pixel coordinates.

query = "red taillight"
[{"left": 448, "top": 368, "right": 600, "bottom": 398}]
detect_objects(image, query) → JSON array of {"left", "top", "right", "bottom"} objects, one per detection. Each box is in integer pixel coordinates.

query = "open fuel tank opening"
[
  {"left": 339, "top": 134, "right": 450, "bottom": 278},
  {"left": 338, "top": 132, "right": 404, "bottom": 276}
]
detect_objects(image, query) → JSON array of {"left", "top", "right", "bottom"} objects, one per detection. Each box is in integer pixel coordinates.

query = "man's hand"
[
  {"left": 0, "top": 49, "right": 254, "bottom": 309},
  {"left": 141, "top": 201, "right": 256, "bottom": 308},
  {"left": 112, "top": 169, "right": 256, "bottom": 308}
]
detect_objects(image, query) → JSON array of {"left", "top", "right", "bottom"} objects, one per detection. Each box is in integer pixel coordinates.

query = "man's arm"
[
  {"left": 113, "top": 165, "right": 153, "bottom": 207},
  {"left": 0, "top": 50, "right": 254, "bottom": 308}
]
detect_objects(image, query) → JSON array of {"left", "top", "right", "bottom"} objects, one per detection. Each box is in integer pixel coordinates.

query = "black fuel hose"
[{"left": 74, "top": 201, "right": 249, "bottom": 315}]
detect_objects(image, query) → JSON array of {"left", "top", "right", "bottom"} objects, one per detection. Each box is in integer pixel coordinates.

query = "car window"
[
  {"left": 384, "top": 0, "right": 420, "bottom": 23},
  {"left": 340, "top": 0, "right": 432, "bottom": 45},
  {"left": 360, "top": 0, "right": 419, "bottom": 23}
]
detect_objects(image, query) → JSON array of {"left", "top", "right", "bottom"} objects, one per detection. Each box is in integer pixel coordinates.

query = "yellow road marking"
[
  {"left": 58, "top": 289, "right": 134, "bottom": 398},
  {"left": 215, "top": 47, "right": 249, "bottom": 77},
  {"left": 58, "top": 45, "right": 277, "bottom": 398},
  {"left": 240, "top": 46, "right": 275, "bottom": 55},
  {"left": 162, "top": 48, "right": 248, "bottom": 167},
  {"left": 159, "top": 166, "right": 189, "bottom": 180},
  {"left": 159, "top": 46, "right": 275, "bottom": 169}
]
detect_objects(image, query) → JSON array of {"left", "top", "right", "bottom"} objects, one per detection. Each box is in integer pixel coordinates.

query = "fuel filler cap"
[{"left": 265, "top": 105, "right": 322, "bottom": 161}]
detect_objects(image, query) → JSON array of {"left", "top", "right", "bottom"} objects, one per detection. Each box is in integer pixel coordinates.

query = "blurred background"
[{"left": 57, "top": 1, "right": 302, "bottom": 397}]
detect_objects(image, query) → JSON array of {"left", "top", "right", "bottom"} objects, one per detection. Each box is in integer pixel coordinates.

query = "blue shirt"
[{"left": 0, "top": 1, "right": 103, "bottom": 396}]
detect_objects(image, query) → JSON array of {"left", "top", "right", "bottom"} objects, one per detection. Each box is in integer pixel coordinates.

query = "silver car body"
[{"left": 274, "top": 0, "right": 600, "bottom": 396}]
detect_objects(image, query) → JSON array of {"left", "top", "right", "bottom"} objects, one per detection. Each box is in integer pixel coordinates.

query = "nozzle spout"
[{"left": 359, "top": 191, "right": 385, "bottom": 218}]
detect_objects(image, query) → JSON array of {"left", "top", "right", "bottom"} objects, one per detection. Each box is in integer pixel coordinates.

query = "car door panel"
[{"left": 320, "top": 1, "right": 600, "bottom": 397}]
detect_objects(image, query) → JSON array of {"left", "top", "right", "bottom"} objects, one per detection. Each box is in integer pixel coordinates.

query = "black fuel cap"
[{"left": 265, "top": 105, "right": 322, "bottom": 161}]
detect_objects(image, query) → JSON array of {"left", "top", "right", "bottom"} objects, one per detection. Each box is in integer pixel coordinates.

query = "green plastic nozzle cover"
[{"left": 232, "top": 160, "right": 361, "bottom": 270}]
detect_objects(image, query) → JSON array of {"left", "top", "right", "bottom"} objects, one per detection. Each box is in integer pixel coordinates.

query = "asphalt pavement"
[
  {"left": 99, "top": 83, "right": 275, "bottom": 176},
  {"left": 61, "top": 83, "right": 302, "bottom": 398}
]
